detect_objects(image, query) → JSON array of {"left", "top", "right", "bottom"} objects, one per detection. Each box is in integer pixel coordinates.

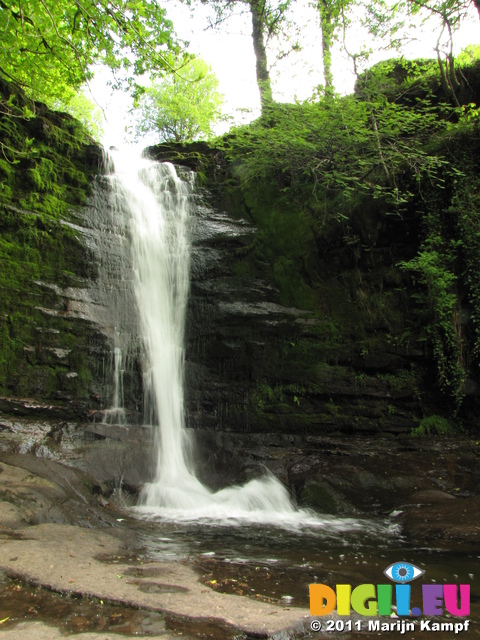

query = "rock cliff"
[{"left": 1, "top": 66, "right": 480, "bottom": 510}]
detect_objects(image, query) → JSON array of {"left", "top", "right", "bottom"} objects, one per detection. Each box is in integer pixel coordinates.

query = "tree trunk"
[
  {"left": 319, "top": 0, "right": 334, "bottom": 96},
  {"left": 473, "top": 0, "right": 480, "bottom": 20},
  {"left": 249, "top": 0, "right": 273, "bottom": 111}
]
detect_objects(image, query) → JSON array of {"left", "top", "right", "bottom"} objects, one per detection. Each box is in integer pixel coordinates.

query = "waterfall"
[
  {"left": 108, "top": 148, "right": 370, "bottom": 530},
  {"left": 105, "top": 345, "right": 126, "bottom": 426}
]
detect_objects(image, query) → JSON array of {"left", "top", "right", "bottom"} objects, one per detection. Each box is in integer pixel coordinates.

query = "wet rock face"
[
  {"left": 185, "top": 203, "right": 308, "bottom": 432},
  {"left": 0, "top": 137, "right": 467, "bottom": 434},
  {"left": 183, "top": 192, "right": 423, "bottom": 438},
  {"left": 1, "top": 134, "right": 476, "bottom": 464},
  {"left": 0, "top": 174, "right": 144, "bottom": 421},
  {"left": 147, "top": 149, "right": 476, "bottom": 440},
  {"left": 4, "top": 154, "right": 423, "bottom": 435},
  {"left": 0, "top": 218, "right": 110, "bottom": 418}
]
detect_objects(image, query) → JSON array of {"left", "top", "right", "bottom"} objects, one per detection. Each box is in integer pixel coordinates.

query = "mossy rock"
[
  {"left": 299, "top": 481, "right": 357, "bottom": 515},
  {"left": 0, "top": 76, "right": 104, "bottom": 405}
]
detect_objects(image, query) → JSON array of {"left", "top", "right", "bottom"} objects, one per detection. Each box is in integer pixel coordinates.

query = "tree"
[
  {"left": 54, "top": 91, "right": 104, "bottom": 141},
  {"left": 412, "top": 0, "right": 480, "bottom": 25},
  {"left": 316, "top": 0, "right": 352, "bottom": 96},
  {"left": 318, "top": 0, "right": 336, "bottom": 95},
  {"left": 0, "top": 0, "right": 182, "bottom": 105},
  {"left": 362, "top": 0, "right": 480, "bottom": 104},
  {"left": 250, "top": 0, "right": 274, "bottom": 108},
  {"left": 134, "top": 59, "right": 223, "bottom": 142},
  {"left": 200, "top": 0, "right": 297, "bottom": 111}
]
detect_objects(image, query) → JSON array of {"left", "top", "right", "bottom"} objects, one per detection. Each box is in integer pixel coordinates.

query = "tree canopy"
[
  {"left": 0, "top": 0, "right": 182, "bottom": 104},
  {"left": 134, "top": 59, "right": 223, "bottom": 142},
  {"left": 54, "top": 91, "right": 105, "bottom": 141}
]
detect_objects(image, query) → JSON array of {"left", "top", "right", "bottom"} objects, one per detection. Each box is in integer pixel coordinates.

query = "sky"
[{"left": 88, "top": 0, "right": 480, "bottom": 147}]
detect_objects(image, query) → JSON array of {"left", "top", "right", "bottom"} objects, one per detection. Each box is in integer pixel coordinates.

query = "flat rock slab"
[{"left": 0, "top": 523, "right": 310, "bottom": 638}]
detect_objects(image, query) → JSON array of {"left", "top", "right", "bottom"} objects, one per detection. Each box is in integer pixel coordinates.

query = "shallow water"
[
  {"left": 118, "top": 512, "right": 480, "bottom": 619},
  {"left": 1, "top": 509, "right": 478, "bottom": 638}
]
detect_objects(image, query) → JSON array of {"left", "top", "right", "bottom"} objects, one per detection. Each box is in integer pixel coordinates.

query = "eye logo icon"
[{"left": 384, "top": 562, "right": 425, "bottom": 583}]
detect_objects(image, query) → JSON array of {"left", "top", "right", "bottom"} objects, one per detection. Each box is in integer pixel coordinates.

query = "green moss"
[
  {"left": 0, "top": 83, "right": 98, "bottom": 222},
  {"left": 0, "top": 77, "right": 101, "bottom": 400},
  {"left": 300, "top": 483, "right": 338, "bottom": 513},
  {"left": 250, "top": 383, "right": 284, "bottom": 411},
  {"left": 235, "top": 182, "right": 319, "bottom": 310},
  {"left": 376, "top": 369, "right": 419, "bottom": 391},
  {"left": 411, "top": 415, "right": 455, "bottom": 437}
]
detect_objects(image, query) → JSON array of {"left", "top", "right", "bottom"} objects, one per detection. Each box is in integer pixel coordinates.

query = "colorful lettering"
[
  {"left": 444, "top": 584, "right": 470, "bottom": 616},
  {"left": 351, "top": 584, "right": 377, "bottom": 616},
  {"left": 309, "top": 584, "right": 336, "bottom": 616},
  {"left": 336, "top": 584, "right": 351, "bottom": 615},
  {"left": 377, "top": 584, "right": 393, "bottom": 616},
  {"left": 395, "top": 584, "right": 411, "bottom": 616},
  {"left": 309, "top": 580, "right": 471, "bottom": 618},
  {"left": 422, "top": 584, "right": 444, "bottom": 615}
]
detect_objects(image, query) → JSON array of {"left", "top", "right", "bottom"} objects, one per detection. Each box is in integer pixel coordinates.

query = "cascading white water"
[
  {"left": 108, "top": 148, "right": 388, "bottom": 533},
  {"left": 104, "top": 345, "right": 126, "bottom": 426}
]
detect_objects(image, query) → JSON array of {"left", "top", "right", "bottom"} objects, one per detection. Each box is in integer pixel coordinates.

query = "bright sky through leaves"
[{"left": 89, "top": 0, "right": 480, "bottom": 146}]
